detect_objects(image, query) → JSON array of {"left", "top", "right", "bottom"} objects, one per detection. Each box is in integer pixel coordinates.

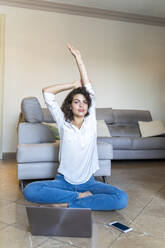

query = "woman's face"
[{"left": 71, "top": 94, "right": 88, "bottom": 118}]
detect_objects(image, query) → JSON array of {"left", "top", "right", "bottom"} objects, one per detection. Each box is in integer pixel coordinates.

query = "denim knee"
[
  {"left": 118, "top": 191, "right": 128, "bottom": 209},
  {"left": 24, "top": 183, "right": 38, "bottom": 202}
]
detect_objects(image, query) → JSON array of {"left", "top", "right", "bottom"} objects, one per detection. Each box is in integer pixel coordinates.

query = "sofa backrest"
[
  {"left": 109, "top": 109, "right": 152, "bottom": 137},
  {"left": 112, "top": 109, "right": 152, "bottom": 124},
  {"left": 21, "top": 97, "right": 152, "bottom": 124},
  {"left": 21, "top": 99, "right": 115, "bottom": 124},
  {"left": 96, "top": 108, "right": 113, "bottom": 123},
  {"left": 20, "top": 97, "right": 153, "bottom": 139}
]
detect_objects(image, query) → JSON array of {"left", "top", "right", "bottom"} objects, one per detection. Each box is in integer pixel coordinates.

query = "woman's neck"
[{"left": 72, "top": 117, "right": 84, "bottom": 129}]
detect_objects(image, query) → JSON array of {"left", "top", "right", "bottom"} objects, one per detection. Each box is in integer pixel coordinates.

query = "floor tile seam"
[
  {"left": 14, "top": 199, "right": 29, "bottom": 206},
  {"left": 32, "top": 237, "right": 51, "bottom": 248},
  {"left": 108, "top": 232, "right": 122, "bottom": 248},
  {"left": 156, "top": 183, "right": 165, "bottom": 193},
  {"left": 109, "top": 230, "right": 165, "bottom": 247},
  {"left": 0, "top": 220, "right": 13, "bottom": 225},
  {"left": 0, "top": 197, "right": 21, "bottom": 202},
  {"left": 3, "top": 224, "right": 52, "bottom": 248},
  {"left": 138, "top": 233, "right": 165, "bottom": 240},
  {"left": 109, "top": 202, "right": 165, "bottom": 248},
  {"left": 52, "top": 237, "right": 83, "bottom": 248},
  {"left": 0, "top": 222, "right": 16, "bottom": 230},
  {"left": 132, "top": 197, "right": 149, "bottom": 208},
  {"left": 0, "top": 196, "right": 17, "bottom": 201},
  {"left": 109, "top": 230, "right": 141, "bottom": 248},
  {"left": 10, "top": 223, "right": 29, "bottom": 231},
  {"left": 130, "top": 196, "right": 154, "bottom": 223},
  {"left": 94, "top": 218, "right": 133, "bottom": 229},
  {"left": 0, "top": 199, "right": 20, "bottom": 206},
  {"left": 119, "top": 211, "right": 134, "bottom": 223},
  {"left": 92, "top": 219, "right": 107, "bottom": 225},
  {"left": 102, "top": 218, "right": 122, "bottom": 248},
  {"left": 92, "top": 219, "right": 124, "bottom": 242}
]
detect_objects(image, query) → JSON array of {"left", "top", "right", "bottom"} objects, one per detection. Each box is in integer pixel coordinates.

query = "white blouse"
[{"left": 43, "top": 83, "right": 99, "bottom": 184}]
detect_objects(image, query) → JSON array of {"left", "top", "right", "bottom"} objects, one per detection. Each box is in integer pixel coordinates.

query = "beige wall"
[
  {"left": 0, "top": 14, "right": 5, "bottom": 158},
  {"left": 0, "top": 5, "right": 165, "bottom": 152}
]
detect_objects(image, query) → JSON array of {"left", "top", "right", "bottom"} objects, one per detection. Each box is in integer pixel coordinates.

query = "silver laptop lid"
[{"left": 26, "top": 206, "right": 92, "bottom": 237}]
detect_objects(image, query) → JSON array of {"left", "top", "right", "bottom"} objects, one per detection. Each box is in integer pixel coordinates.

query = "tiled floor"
[{"left": 0, "top": 159, "right": 165, "bottom": 248}]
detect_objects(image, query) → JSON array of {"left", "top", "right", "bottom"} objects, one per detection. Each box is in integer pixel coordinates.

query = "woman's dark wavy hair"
[{"left": 61, "top": 87, "right": 92, "bottom": 121}]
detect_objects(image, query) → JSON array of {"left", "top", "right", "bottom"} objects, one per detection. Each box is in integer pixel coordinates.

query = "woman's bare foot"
[
  {"left": 35, "top": 191, "right": 93, "bottom": 208},
  {"left": 37, "top": 203, "right": 68, "bottom": 208},
  {"left": 78, "top": 191, "right": 93, "bottom": 199}
]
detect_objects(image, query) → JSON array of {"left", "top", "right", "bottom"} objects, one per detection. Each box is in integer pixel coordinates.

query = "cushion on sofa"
[
  {"left": 42, "top": 120, "right": 111, "bottom": 139},
  {"left": 97, "top": 120, "right": 111, "bottom": 137},
  {"left": 138, "top": 120, "right": 165, "bottom": 138},
  {"left": 42, "top": 122, "right": 60, "bottom": 140},
  {"left": 21, "top": 97, "right": 43, "bottom": 123}
]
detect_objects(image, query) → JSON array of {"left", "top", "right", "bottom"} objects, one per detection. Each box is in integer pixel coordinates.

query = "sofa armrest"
[
  {"left": 17, "top": 142, "right": 60, "bottom": 163},
  {"left": 97, "top": 141, "right": 113, "bottom": 160},
  {"left": 18, "top": 122, "right": 55, "bottom": 144}
]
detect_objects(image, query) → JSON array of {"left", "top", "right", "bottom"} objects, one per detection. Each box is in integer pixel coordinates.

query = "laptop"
[{"left": 26, "top": 206, "right": 92, "bottom": 237}]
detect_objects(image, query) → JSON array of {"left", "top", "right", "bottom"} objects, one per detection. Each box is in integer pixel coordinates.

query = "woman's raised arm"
[
  {"left": 67, "top": 44, "right": 90, "bottom": 86},
  {"left": 42, "top": 80, "right": 81, "bottom": 94}
]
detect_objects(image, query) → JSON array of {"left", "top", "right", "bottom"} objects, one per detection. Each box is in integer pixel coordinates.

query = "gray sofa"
[
  {"left": 97, "top": 108, "right": 165, "bottom": 160},
  {"left": 17, "top": 96, "right": 165, "bottom": 188},
  {"left": 17, "top": 97, "right": 113, "bottom": 188}
]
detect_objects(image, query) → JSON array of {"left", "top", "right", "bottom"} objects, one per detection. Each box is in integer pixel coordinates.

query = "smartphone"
[{"left": 108, "top": 221, "right": 133, "bottom": 233}]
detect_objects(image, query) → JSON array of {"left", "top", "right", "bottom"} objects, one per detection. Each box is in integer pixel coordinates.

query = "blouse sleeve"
[{"left": 43, "top": 91, "right": 64, "bottom": 129}]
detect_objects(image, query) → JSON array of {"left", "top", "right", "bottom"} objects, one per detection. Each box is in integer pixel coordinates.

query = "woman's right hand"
[{"left": 73, "top": 80, "right": 82, "bottom": 89}]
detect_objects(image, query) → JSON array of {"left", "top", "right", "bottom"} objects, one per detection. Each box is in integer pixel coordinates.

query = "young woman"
[{"left": 24, "top": 44, "right": 128, "bottom": 210}]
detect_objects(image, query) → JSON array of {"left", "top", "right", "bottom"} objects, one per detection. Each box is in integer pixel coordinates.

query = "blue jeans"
[{"left": 24, "top": 174, "right": 128, "bottom": 211}]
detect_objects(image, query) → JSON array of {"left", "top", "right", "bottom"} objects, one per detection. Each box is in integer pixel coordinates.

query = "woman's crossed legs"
[{"left": 24, "top": 174, "right": 128, "bottom": 210}]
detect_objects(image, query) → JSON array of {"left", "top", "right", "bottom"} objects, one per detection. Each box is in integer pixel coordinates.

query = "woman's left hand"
[
  {"left": 73, "top": 80, "right": 82, "bottom": 89},
  {"left": 67, "top": 44, "right": 81, "bottom": 58}
]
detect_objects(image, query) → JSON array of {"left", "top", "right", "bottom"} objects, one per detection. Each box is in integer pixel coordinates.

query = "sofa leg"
[
  {"left": 19, "top": 180, "right": 25, "bottom": 192},
  {"left": 102, "top": 176, "right": 109, "bottom": 184}
]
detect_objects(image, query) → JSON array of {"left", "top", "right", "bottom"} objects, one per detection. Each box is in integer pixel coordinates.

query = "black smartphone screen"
[{"left": 112, "top": 222, "right": 130, "bottom": 231}]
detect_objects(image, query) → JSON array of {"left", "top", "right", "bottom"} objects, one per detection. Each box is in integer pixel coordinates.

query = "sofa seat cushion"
[
  {"left": 132, "top": 137, "right": 165, "bottom": 150},
  {"left": 17, "top": 141, "right": 113, "bottom": 163},
  {"left": 17, "top": 142, "right": 60, "bottom": 163},
  {"left": 109, "top": 124, "right": 140, "bottom": 137},
  {"left": 98, "top": 136, "right": 165, "bottom": 150},
  {"left": 98, "top": 137, "right": 133, "bottom": 150}
]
